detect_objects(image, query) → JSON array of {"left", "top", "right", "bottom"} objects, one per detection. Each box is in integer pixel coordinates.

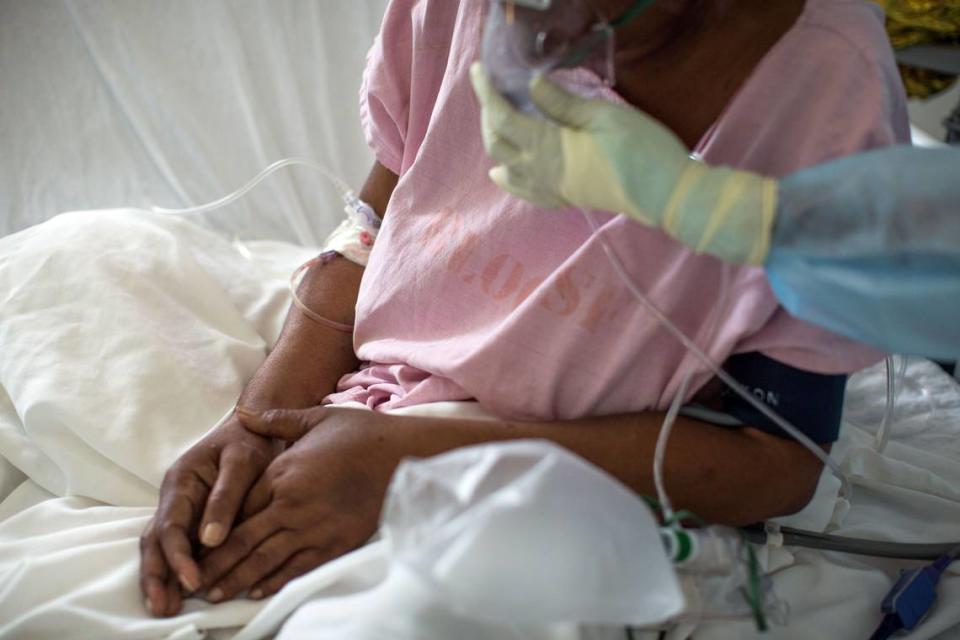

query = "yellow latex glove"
[{"left": 470, "top": 62, "right": 778, "bottom": 265}]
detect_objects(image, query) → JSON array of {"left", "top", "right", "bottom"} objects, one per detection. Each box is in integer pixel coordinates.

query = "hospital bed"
[{"left": 1, "top": 2, "right": 959, "bottom": 639}]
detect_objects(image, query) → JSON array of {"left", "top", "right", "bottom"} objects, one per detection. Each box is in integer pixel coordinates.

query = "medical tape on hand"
[{"left": 321, "top": 198, "right": 382, "bottom": 267}]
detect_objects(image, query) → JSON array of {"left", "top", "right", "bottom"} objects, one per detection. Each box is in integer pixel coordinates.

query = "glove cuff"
[{"left": 663, "top": 161, "right": 777, "bottom": 265}]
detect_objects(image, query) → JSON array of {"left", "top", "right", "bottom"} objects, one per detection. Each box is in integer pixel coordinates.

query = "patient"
[{"left": 140, "top": 0, "right": 909, "bottom": 616}]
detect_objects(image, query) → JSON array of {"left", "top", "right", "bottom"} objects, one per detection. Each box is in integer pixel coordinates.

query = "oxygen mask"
[{"left": 480, "top": 0, "right": 619, "bottom": 115}]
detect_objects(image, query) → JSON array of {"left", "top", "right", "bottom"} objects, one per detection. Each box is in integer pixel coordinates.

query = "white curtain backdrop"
[{"left": 0, "top": 0, "right": 390, "bottom": 244}]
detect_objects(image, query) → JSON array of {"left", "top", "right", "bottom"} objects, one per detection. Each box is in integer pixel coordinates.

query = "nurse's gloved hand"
[{"left": 470, "top": 62, "right": 778, "bottom": 265}]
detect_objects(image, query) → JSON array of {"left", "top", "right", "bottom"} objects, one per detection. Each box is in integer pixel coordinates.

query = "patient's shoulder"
[
  {"left": 377, "top": 0, "right": 478, "bottom": 51},
  {"left": 698, "top": 0, "right": 910, "bottom": 172},
  {"left": 797, "top": 0, "right": 898, "bottom": 71},
  {"left": 362, "top": 0, "right": 482, "bottom": 173},
  {"left": 788, "top": 0, "right": 911, "bottom": 144}
]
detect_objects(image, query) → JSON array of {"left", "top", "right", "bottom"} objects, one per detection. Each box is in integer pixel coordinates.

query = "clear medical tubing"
[
  {"left": 286, "top": 256, "right": 355, "bottom": 333},
  {"left": 653, "top": 264, "right": 730, "bottom": 523},
  {"left": 654, "top": 373, "right": 691, "bottom": 524},
  {"left": 578, "top": 208, "right": 853, "bottom": 502},
  {"left": 150, "top": 157, "right": 356, "bottom": 216},
  {"left": 741, "top": 525, "right": 960, "bottom": 561},
  {"left": 874, "top": 357, "right": 897, "bottom": 454},
  {"left": 150, "top": 157, "right": 365, "bottom": 331}
]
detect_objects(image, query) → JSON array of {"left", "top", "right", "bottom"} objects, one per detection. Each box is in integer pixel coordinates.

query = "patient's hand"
[
  {"left": 196, "top": 406, "right": 398, "bottom": 603},
  {"left": 140, "top": 414, "right": 280, "bottom": 617}
]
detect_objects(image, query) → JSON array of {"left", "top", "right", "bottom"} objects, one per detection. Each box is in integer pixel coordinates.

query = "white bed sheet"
[
  {"left": 0, "top": 210, "right": 958, "bottom": 639},
  {"left": 0, "top": 210, "right": 312, "bottom": 638}
]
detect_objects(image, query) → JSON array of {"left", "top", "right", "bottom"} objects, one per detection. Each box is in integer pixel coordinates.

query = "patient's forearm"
[
  {"left": 238, "top": 161, "right": 398, "bottom": 413},
  {"left": 238, "top": 257, "right": 364, "bottom": 412},
  {"left": 390, "top": 411, "right": 823, "bottom": 526}
]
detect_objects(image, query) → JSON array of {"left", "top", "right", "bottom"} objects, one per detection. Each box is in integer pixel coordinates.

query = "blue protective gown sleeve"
[
  {"left": 772, "top": 146, "right": 960, "bottom": 258},
  {"left": 766, "top": 146, "right": 960, "bottom": 359}
]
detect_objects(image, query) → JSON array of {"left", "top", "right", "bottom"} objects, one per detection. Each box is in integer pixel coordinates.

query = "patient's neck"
[{"left": 607, "top": 0, "right": 806, "bottom": 148}]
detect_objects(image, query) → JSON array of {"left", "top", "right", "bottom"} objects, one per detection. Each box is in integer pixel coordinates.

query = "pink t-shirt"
[{"left": 328, "top": 0, "right": 910, "bottom": 420}]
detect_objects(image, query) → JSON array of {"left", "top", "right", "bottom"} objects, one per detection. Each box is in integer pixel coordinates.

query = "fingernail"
[
  {"left": 249, "top": 589, "right": 263, "bottom": 600},
  {"left": 208, "top": 588, "right": 224, "bottom": 603},
  {"left": 146, "top": 583, "right": 164, "bottom": 615},
  {"left": 178, "top": 572, "right": 199, "bottom": 594},
  {"left": 145, "top": 598, "right": 155, "bottom": 615},
  {"left": 201, "top": 523, "right": 225, "bottom": 547},
  {"left": 234, "top": 405, "right": 256, "bottom": 418}
]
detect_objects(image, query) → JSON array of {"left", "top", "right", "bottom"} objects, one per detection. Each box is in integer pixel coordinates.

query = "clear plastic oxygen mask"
[{"left": 481, "top": 0, "right": 619, "bottom": 115}]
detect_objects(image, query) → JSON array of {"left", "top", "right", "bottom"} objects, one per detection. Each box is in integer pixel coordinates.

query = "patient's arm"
[
  {"left": 238, "top": 160, "right": 398, "bottom": 415},
  {"left": 140, "top": 161, "right": 399, "bottom": 617},
  {"left": 194, "top": 404, "right": 824, "bottom": 603}
]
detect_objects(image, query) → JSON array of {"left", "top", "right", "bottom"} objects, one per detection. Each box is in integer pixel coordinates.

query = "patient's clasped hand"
[{"left": 140, "top": 402, "right": 413, "bottom": 612}]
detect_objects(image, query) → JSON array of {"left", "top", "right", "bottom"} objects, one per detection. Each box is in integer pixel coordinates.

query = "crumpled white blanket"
[
  {"left": 0, "top": 211, "right": 958, "bottom": 639},
  {"left": 0, "top": 210, "right": 310, "bottom": 638},
  {"left": 688, "top": 356, "right": 960, "bottom": 640}
]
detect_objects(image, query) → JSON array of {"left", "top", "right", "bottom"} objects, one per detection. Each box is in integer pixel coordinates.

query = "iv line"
[{"left": 150, "top": 157, "right": 356, "bottom": 216}]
